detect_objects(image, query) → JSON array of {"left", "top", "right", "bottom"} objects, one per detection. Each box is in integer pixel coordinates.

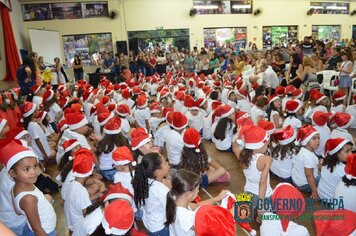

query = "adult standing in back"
[
  {"left": 16, "top": 56, "right": 37, "bottom": 101},
  {"left": 72, "top": 55, "right": 84, "bottom": 81}
]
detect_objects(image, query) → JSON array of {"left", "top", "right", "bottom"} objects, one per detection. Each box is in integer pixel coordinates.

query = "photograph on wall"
[
  {"left": 312, "top": 25, "right": 340, "bottom": 42},
  {"left": 193, "top": 0, "right": 252, "bottom": 14},
  {"left": 51, "top": 2, "right": 82, "bottom": 19},
  {"left": 263, "top": 26, "right": 298, "bottom": 49},
  {"left": 310, "top": 2, "right": 349, "bottom": 15},
  {"left": 82, "top": 2, "right": 109, "bottom": 18},
  {"left": 22, "top": 3, "right": 53, "bottom": 21},
  {"left": 203, "top": 27, "right": 247, "bottom": 48},
  {"left": 62, "top": 33, "right": 113, "bottom": 66}
]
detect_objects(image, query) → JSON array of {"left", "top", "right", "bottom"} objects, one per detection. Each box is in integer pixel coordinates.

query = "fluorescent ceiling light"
[
  {"left": 326, "top": 6, "right": 347, "bottom": 10},
  {"left": 193, "top": 5, "right": 219, "bottom": 10},
  {"left": 310, "top": 6, "right": 324, "bottom": 9},
  {"left": 232, "top": 5, "right": 251, "bottom": 9}
]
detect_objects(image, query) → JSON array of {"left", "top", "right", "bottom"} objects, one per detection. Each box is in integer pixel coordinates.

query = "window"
[
  {"left": 203, "top": 27, "right": 247, "bottom": 48},
  {"left": 312, "top": 25, "right": 341, "bottom": 41},
  {"left": 193, "top": 0, "right": 252, "bottom": 14},
  {"left": 262, "top": 26, "right": 298, "bottom": 49}
]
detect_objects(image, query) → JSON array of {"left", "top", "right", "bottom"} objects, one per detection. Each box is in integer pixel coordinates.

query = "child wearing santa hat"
[
  {"left": 236, "top": 88, "right": 252, "bottom": 113},
  {"left": 185, "top": 99, "right": 205, "bottom": 133},
  {"left": 260, "top": 183, "right": 309, "bottom": 236},
  {"left": 317, "top": 138, "right": 352, "bottom": 199},
  {"left": 334, "top": 153, "right": 356, "bottom": 212},
  {"left": 30, "top": 85, "right": 44, "bottom": 108},
  {"left": 148, "top": 102, "right": 165, "bottom": 137},
  {"left": 116, "top": 104, "right": 132, "bottom": 139},
  {"left": 283, "top": 100, "right": 304, "bottom": 132},
  {"left": 311, "top": 111, "right": 331, "bottom": 158},
  {"left": 42, "top": 89, "right": 62, "bottom": 132},
  {"left": 180, "top": 128, "right": 230, "bottom": 188},
  {"left": 130, "top": 127, "right": 160, "bottom": 164},
  {"left": 267, "top": 95, "right": 284, "bottom": 129},
  {"left": 154, "top": 108, "right": 174, "bottom": 150},
  {"left": 313, "top": 209, "right": 356, "bottom": 236},
  {"left": 132, "top": 152, "right": 171, "bottom": 235},
  {"left": 291, "top": 125, "right": 321, "bottom": 199},
  {"left": 331, "top": 90, "right": 346, "bottom": 113},
  {"left": 212, "top": 105, "right": 236, "bottom": 152},
  {"left": 249, "top": 96, "right": 268, "bottom": 124},
  {"left": 64, "top": 148, "right": 102, "bottom": 232},
  {"left": 226, "top": 90, "right": 237, "bottom": 108},
  {"left": 166, "top": 169, "right": 229, "bottom": 235},
  {"left": 345, "top": 95, "right": 356, "bottom": 128},
  {"left": 270, "top": 125, "right": 298, "bottom": 184},
  {"left": 329, "top": 112, "right": 355, "bottom": 145},
  {"left": 0, "top": 139, "right": 57, "bottom": 236},
  {"left": 96, "top": 117, "right": 130, "bottom": 182},
  {"left": 0, "top": 118, "right": 9, "bottom": 139},
  {"left": 134, "top": 94, "right": 151, "bottom": 132},
  {"left": 238, "top": 125, "right": 273, "bottom": 209}
]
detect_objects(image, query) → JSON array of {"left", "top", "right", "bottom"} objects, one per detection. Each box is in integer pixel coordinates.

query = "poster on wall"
[
  {"left": 312, "top": 25, "right": 340, "bottom": 41},
  {"left": 82, "top": 2, "right": 109, "bottom": 18},
  {"left": 310, "top": 2, "right": 349, "bottom": 15},
  {"left": 62, "top": 33, "right": 113, "bottom": 66},
  {"left": 22, "top": 3, "right": 53, "bottom": 21},
  {"left": 52, "top": 2, "right": 82, "bottom": 19},
  {"left": 193, "top": 0, "right": 252, "bottom": 14},
  {"left": 263, "top": 26, "right": 298, "bottom": 49},
  {"left": 203, "top": 27, "right": 247, "bottom": 48}
]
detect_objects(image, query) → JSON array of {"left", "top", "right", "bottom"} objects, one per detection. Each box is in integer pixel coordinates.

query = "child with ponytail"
[
  {"left": 132, "top": 152, "right": 171, "bottom": 236},
  {"left": 165, "top": 169, "right": 228, "bottom": 235},
  {"left": 180, "top": 128, "right": 230, "bottom": 189},
  {"left": 212, "top": 105, "right": 235, "bottom": 152}
]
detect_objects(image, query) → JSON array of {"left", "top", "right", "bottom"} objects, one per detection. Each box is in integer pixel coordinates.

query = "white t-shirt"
[
  {"left": 331, "top": 104, "right": 345, "bottom": 113},
  {"left": 312, "top": 105, "right": 328, "bottom": 115},
  {"left": 317, "top": 163, "right": 345, "bottom": 199},
  {"left": 334, "top": 180, "right": 356, "bottom": 212},
  {"left": 211, "top": 121, "right": 235, "bottom": 151},
  {"left": 113, "top": 171, "right": 134, "bottom": 195},
  {"left": 32, "top": 95, "right": 43, "bottom": 108},
  {"left": 142, "top": 179, "right": 169, "bottom": 233},
  {"left": 169, "top": 207, "right": 195, "bottom": 236},
  {"left": 166, "top": 129, "right": 184, "bottom": 165},
  {"left": 226, "top": 100, "right": 237, "bottom": 108},
  {"left": 263, "top": 66, "right": 279, "bottom": 89},
  {"left": 270, "top": 110, "right": 283, "bottom": 128},
  {"left": 173, "top": 100, "right": 184, "bottom": 112},
  {"left": 250, "top": 106, "right": 266, "bottom": 124},
  {"left": 60, "top": 170, "right": 75, "bottom": 200},
  {"left": 154, "top": 124, "right": 171, "bottom": 148},
  {"left": 283, "top": 117, "right": 302, "bottom": 133},
  {"left": 271, "top": 153, "right": 294, "bottom": 179},
  {"left": 237, "top": 99, "right": 252, "bottom": 113},
  {"left": 44, "top": 125, "right": 55, "bottom": 137},
  {"left": 149, "top": 117, "right": 165, "bottom": 137},
  {"left": 64, "top": 181, "right": 92, "bottom": 231},
  {"left": 99, "top": 148, "right": 115, "bottom": 171},
  {"left": 313, "top": 125, "right": 330, "bottom": 157},
  {"left": 72, "top": 207, "right": 103, "bottom": 236},
  {"left": 202, "top": 113, "right": 214, "bottom": 140},
  {"left": 291, "top": 147, "right": 319, "bottom": 187},
  {"left": 345, "top": 105, "right": 356, "bottom": 128},
  {"left": 221, "top": 88, "right": 229, "bottom": 104},
  {"left": 0, "top": 169, "right": 27, "bottom": 228},
  {"left": 83, "top": 102, "right": 94, "bottom": 124},
  {"left": 120, "top": 117, "right": 131, "bottom": 139},
  {"left": 14, "top": 187, "right": 57, "bottom": 234},
  {"left": 260, "top": 213, "right": 309, "bottom": 236},
  {"left": 48, "top": 103, "right": 61, "bottom": 123},
  {"left": 330, "top": 128, "right": 354, "bottom": 146},
  {"left": 28, "top": 121, "right": 51, "bottom": 160},
  {"left": 186, "top": 111, "right": 204, "bottom": 131},
  {"left": 134, "top": 108, "right": 151, "bottom": 130}
]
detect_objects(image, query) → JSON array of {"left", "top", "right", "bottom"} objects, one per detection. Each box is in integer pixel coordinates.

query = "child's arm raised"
[
  {"left": 304, "top": 168, "right": 319, "bottom": 200},
  {"left": 20, "top": 195, "right": 47, "bottom": 236}
]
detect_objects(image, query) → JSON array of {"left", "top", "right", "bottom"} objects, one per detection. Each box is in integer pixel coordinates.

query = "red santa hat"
[
  {"left": 30, "top": 85, "right": 41, "bottom": 95},
  {"left": 292, "top": 88, "right": 303, "bottom": 99},
  {"left": 0, "top": 118, "right": 7, "bottom": 134},
  {"left": 43, "top": 89, "right": 54, "bottom": 102},
  {"left": 195, "top": 205, "right": 235, "bottom": 236},
  {"left": 211, "top": 101, "right": 222, "bottom": 111},
  {"left": 159, "top": 90, "right": 169, "bottom": 100},
  {"left": 324, "top": 138, "right": 351, "bottom": 157},
  {"left": 104, "top": 117, "right": 122, "bottom": 135},
  {"left": 0, "top": 139, "right": 37, "bottom": 171},
  {"left": 268, "top": 94, "right": 280, "bottom": 105},
  {"left": 22, "top": 102, "right": 37, "bottom": 117},
  {"left": 174, "top": 91, "right": 185, "bottom": 101},
  {"left": 150, "top": 102, "right": 161, "bottom": 114},
  {"left": 112, "top": 146, "right": 136, "bottom": 166},
  {"left": 171, "top": 111, "right": 188, "bottom": 130},
  {"left": 312, "top": 111, "right": 330, "bottom": 126},
  {"left": 275, "top": 86, "right": 286, "bottom": 96},
  {"left": 102, "top": 200, "right": 134, "bottom": 235},
  {"left": 105, "top": 88, "right": 114, "bottom": 97},
  {"left": 100, "top": 182, "right": 133, "bottom": 203},
  {"left": 296, "top": 125, "right": 319, "bottom": 146},
  {"left": 136, "top": 94, "right": 148, "bottom": 108},
  {"left": 59, "top": 97, "right": 69, "bottom": 108},
  {"left": 285, "top": 85, "right": 296, "bottom": 94},
  {"left": 72, "top": 148, "right": 95, "bottom": 178},
  {"left": 58, "top": 119, "right": 68, "bottom": 133},
  {"left": 224, "top": 81, "right": 233, "bottom": 89},
  {"left": 236, "top": 88, "right": 248, "bottom": 99},
  {"left": 63, "top": 139, "right": 80, "bottom": 153},
  {"left": 100, "top": 96, "right": 111, "bottom": 107},
  {"left": 121, "top": 89, "right": 130, "bottom": 99},
  {"left": 272, "top": 183, "right": 306, "bottom": 235},
  {"left": 212, "top": 105, "right": 234, "bottom": 123},
  {"left": 130, "top": 127, "right": 152, "bottom": 150},
  {"left": 314, "top": 92, "right": 327, "bottom": 104},
  {"left": 345, "top": 153, "right": 356, "bottom": 179},
  {"left": 36, "top": 111, "right": 47, "bottom": 122},
  {"left": 330, "top": 112, "right": 354, "bottom": 129},
  {"left": 238, "top": 125, "right": 269, "bottom": 150},
  {"left": 83, "top": 90, "right": 93, "bottom": 102},
  {"left": 98, "top": 112, "right": 114, "bottom": 126},
  {"left": 186, "top": 99, "right": 200, "bottom": 111},
  {"left": 182, "top": 128, "right": 201, "bottom": 153},
  {"left": 133, "top": 86, "right": 142, "bottom": 95},
  {"left": 313, "top": 209, "right": 356, "bottom": 236},
  {"left": 332, "top": 90, "right": 346, "bottom": 101},
  {"left": 66, "top": 112, "right": 88, "bottom": 131},
  {"left": 90, "top": 106, "right": 97, "bottom": 117},
  {"left": 285, "top": 100, "right": 303, "bottom": 114},
  {"left": 197, "top": 97, "right": 207, "bottom": 107},
  {"left": 235, "top": 116, "right": 254, "bottom": 128},
  {"left": 257, "top": 120, "right": 275, "bottom": 135},
  {"left": 273, "top": 125, "right": 296, "bottom": 145},
  {"left": 353, "top": 95, "right": 356, "bottom": 105},
  {"left": 6, "top": 126, "right": 28, "bottom": 140},
  {"left": 116, "top": 104, "right": 131, "bottom": 117}
]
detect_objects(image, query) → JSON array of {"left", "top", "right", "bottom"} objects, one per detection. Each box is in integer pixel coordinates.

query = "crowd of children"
[{"left": 1, "top": 45, "right": 356, "bottom": 235}]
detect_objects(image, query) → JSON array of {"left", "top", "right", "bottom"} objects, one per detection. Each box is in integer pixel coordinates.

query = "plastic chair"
[
  {"left": 321, "top": 70, "right": 338, "bottom": 98},
  {"left": 242, "top": 68, "right": 255, "bottom": 89},
  {"left": 348, "top": 77, "right": 356, "bottom": 105}
]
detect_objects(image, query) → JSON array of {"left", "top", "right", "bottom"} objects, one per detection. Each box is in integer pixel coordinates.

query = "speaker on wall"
[{"left": 116, "top": 41, "right": 128, "bottom": 55}]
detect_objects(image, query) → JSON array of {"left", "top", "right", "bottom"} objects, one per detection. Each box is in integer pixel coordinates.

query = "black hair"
[
  {"left": 96, "top": 133, "right": 131, "bottom": 157},
  {"left": 333, "top": 100, "right": 343, "bottom": 107},
  {"left": 285, "top": 112, "right": 297, "bottom": 119},
  {"left": 239, "top": 148, "right": 254, "bottom": 167},
  {"left": 22, "top": 113, "right": 33, "bottom": 129},
  {"left": 43, "top": 95, "right": 59, "bottom": 113},
  {"left": 22, "top": 56, "right": 36, "bottom": 78},
  {"left": 291, "top": 53, "right": 301, "bottom": 66},
  {"left": 59, "top": 151, "right": 74, "bottom": 182},
  {"left": 322, "top": 142, "right": 352, "bottom": 173},
  {"left": 210, "top": 91, "right": 219, "bottom": 100},
  {"left": 165, "top": 169, "right": 201, "bottom": 225},
  {"left": 213, "top": 117, "right": 233, "bottom": 141},
  {"left": 252, "top": 86, "right": 266, "bottom": 104},
  {"left": 132, "top": 152, "right": 164, "bottom": 209},
  {"left": 272, "top": 142, "right": 299, "bottom": 161},
  {"left": 267, "top": 99, "right": 284, "bottom": 122},
  {"left": 133, "top": 149, "right": 144, "bottom": 162},
  {"left": 42, "top": 115, "right": 49, "bottom": 128},
  {"left": 341, "top": 175, "right": 356, "bottom": 187},
  {"left": 180, "top": 142, "right": 209, "bottom": 175}
]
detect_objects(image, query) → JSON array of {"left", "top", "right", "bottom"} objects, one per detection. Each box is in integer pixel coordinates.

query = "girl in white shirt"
[
  {"left": 132, "top": 152, "right": 171, "bottom": 235},
  {"left": 212, "top": 105, "right": 235, "bottom": 152},
  {"left": 112, "top": 146, "right": 135, "bottom": 195},
  {"left": 283, "top": 100, "right": 304, "bottom": 132},
  {"left": 317, "top": 138, "right": 352, "bottom": 200},
  {"left": 249, "top": 96, "right": 268, "bottom": 124},
  {"left": 226, "top": 90, "right": 237, "bottom": 108},
  {"left": 166, "top": 169, "right": 228, "bottom": 236},
  {"left": 43, "top": 89, "right": 63, "bottom": 132},
  {"left": 267, "top": 95, "right": 284, "bottom": 129},
  {"left": 331, "top": 90, "right": 346, "bottom": 113}
]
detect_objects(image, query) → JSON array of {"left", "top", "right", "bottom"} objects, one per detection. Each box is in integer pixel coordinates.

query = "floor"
[{"left": 49, "top": 128, "right": 356, "bottom": 236}]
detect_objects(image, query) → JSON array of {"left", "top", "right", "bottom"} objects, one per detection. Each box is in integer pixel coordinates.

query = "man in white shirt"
[{"left": 260, "top": 60, "right": 280, "bottom": 95}]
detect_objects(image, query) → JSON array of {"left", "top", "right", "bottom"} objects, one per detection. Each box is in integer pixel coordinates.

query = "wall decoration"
[
  {"left": 51, "top": 2, "right": 82, "bottom": 19},
  {"left": 263, "top": 26, "right": 298, "bottom": 49},
  {"left": 312, "top": 25, "right": 341, "bottom": 41},
  {"left": 203, "top": 27, "right": 247, "bottom": 48},
  {"left": 62, "top": 33, "right": 113, "bottom": 66},
  {"left": 310, "top": 2, "right": 349, "bottom": 15},
  {"left": 22, "top": 3, "right": 53, "bottom": 21},
  {"left": 82, "top": 2, "right": 109, "bottom": 18},
  {"left": 193, "top": 0, "right": 252, "bottom": 14}
]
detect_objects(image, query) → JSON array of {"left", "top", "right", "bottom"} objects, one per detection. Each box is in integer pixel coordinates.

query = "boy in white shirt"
[
  {"left": 311, "top": 111, "right": 331, "bottom": 158},
  {"left": 134, "top": 95, "right": 151, "bottom": 132},
  {"left": 330, "top": 112, "right": 354, "bottom": 145}
]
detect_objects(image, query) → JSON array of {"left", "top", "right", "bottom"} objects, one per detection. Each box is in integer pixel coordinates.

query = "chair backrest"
[
  {"left": 351, "top": 78, "right": 356, "bottom": 92},
  {"left": 322, "top": 70, "right": 337, "bottom": 87}
]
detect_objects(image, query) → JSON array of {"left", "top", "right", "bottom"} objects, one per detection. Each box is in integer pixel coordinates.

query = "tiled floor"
[{"left": 49, "top": 129, "right": 356, "bottom": 236}]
